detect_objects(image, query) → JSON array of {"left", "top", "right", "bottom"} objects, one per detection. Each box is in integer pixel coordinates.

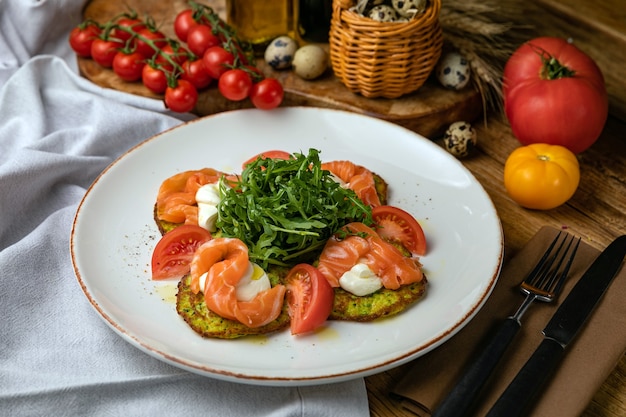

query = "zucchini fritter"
[
  {"left": 330, "top": 276, "right": 427, "bottom": 321},
  {"left": 176, "top": 274, "right": 290, "bottom": 339}
]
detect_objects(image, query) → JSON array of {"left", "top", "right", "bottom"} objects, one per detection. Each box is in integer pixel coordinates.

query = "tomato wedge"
[
  {"left": 371, "top": 205, "right": 427, "bottom": 256},
  {"left": 151, "top": 225, "right": 212, "bottom": 280},
  {"left": 242, "top": 150, "right": 291, "bottom": 169},
  {"left": 285, "top": 264, "right": 334, "bottom": 335}
]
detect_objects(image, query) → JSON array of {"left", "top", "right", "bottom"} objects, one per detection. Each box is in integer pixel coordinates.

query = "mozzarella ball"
[
  {"left": 265, "top": 36, "right": 298, "bottom": 70},
  {"left": 292, "top": 45, "right": 328, "bottom": 80},
  {"left": 436, "top": 52, "right": 471, "bottom": 90}
]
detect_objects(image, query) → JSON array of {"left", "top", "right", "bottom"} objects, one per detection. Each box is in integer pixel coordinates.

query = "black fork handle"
[{"left": 431, "top": 317, "right": 521, "bottom": 417}]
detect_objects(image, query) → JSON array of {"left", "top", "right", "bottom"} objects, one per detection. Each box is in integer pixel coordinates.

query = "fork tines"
[{"left": 520, "top": 232, "right": 581, "bottom": 301}]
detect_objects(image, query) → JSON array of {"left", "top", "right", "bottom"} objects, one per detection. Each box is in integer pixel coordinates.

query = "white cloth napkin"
[{"left": 0, "top": 1, "right": 369, "bottom": 415}]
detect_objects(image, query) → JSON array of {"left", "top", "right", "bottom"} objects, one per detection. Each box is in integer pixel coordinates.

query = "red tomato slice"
[
  {"left": 151, "top": 225, "right": 212, "bottom": 280},
  {"left": 286, "top": 264, "right": 334, "bottom": 335},
  {"left": 371, "top": 205, "right": 426, "bottom": 256},
  {"left": 242, "top": 150, "right": 291, "bottom": 169}
]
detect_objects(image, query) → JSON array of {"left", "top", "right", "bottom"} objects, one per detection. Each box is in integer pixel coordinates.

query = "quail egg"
[
  {"left": 436, "top": 52, "right": 471, "bottom": 90},
  {"left": 265, "top": 36, "right": 298, "bottom": 70},
  {"left": 391, "top": 0, "right": 427, "bottom": 18},
  {"left": 292, "top": 45, "right": 328, "bottom": 80},
  {"left": 443, "top": 121, "right": 477, "bottom": 158},
  {"left": 368, "top": 5, "right": 398, "bottom": 22}
]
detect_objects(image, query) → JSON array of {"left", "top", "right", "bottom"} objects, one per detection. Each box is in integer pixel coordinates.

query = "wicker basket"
[{"left": 329, "top": 0, "right": 443, "bottom": 99}]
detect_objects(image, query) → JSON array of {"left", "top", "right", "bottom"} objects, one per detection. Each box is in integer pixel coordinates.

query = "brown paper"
[{"left": 391, "top": 226, "right": 626, "bottom": 417}]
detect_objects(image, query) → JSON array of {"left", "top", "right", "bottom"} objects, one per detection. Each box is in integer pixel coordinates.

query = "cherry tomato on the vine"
[
  {"left": 156, "top": 43, "right": 189, "bottom": 71},
  {"left": 112, "top": 51, "right": 145, "bottom": 82},
  {"left": 174, "top": 9, "right": 199, "bottom": 42},
  {"left": 250, "top": 78, "right": 284, "bottom": 110},
  {"left": 69, "top": 23, "right": 101, "bottom": 58},
  {"left": 186, "top": 24, "right": 220, "bottom": 57},
  {"left": 165, "top": 79, "right": 198, "bottom": 113},
  {"left": 91, "top": 38, "right": 122, "bottom": 68},
  {"left": 181, "top": 59, "right": 213, "bottom": 90},
  {"left": 202, "top": 46, "right": 234, "bottom": 79},
  {"left": 142, "top": 64, "right": 168, "bottom": 94},
  {"left": 135, "top": 27, "right": 168, "bottom": 59},
  {"left": 218, "top": 69, "right": 252, "bottom": 101},
  {"left": 110, "top": 17, "right": 145, "bottom": 45}
]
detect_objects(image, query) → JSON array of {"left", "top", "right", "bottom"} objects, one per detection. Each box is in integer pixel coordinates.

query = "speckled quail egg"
[
  {"left": 354, "top": 0, "right": 385, "bottom": 14},
  {"left": 436, "top": 52, "right": 471, "bottom": 90},
  {"left": 292, "top": 45, "right": 328, "bottom": 80},
  {"left": 264, "top": 36, "right": 298, "bottom": 70},
  {"left": 443, "top": 121, "right": 477, "bottom": 158},
  {"left": 391, "top": 0, "right": 427, "bottom": 18},
  {"left": 368, "top": 5, "right": 398, "bottom": 22}
]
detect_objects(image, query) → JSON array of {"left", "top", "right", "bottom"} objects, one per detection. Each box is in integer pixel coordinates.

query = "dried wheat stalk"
[{"left": 440, "top": 0, "right": 527, "bottom": 114}]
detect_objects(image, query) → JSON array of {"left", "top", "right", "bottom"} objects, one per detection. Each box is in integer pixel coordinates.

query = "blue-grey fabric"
[{"left": 0, "top": 1, "right": 369, "bottom": 415}]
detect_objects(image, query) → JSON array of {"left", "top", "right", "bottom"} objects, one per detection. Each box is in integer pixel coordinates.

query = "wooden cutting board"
[{"left": 79, "top": 0, "right": 482, "bottom": 138}]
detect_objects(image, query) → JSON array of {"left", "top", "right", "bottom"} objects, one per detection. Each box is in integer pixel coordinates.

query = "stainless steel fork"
[{"left": 431, "top": 231, "right": 581, "bottom": 417}]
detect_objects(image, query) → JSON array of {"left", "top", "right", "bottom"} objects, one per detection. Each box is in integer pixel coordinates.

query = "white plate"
[{"left": 71, "top": 107, "right": 503, "bottom": 386}]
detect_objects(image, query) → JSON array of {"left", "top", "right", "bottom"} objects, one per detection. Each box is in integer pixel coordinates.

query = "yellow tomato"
[{"left": 504, "top": 143, "right": 580, "bottom": 210}]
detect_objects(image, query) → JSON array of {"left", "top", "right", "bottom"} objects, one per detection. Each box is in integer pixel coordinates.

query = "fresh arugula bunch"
[{"left": 217, "top": 149, "right": 372, "bottom": 268}]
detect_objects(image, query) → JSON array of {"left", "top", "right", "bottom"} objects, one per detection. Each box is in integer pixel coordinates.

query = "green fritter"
[
  {"left": 329, "top": 276, "right": 427, "bottom": 322},
  {"left": 154, "top": 203, "right": 179, "bottom": 235},
  {"left": 176, "top": 273, "right": 290, "bottom": 339},
  {"left": 372, "top": 172, "right": 388, "bottom": 206},
  {"left": 177, "top": 263, "right": 427, "bottom": 339}
]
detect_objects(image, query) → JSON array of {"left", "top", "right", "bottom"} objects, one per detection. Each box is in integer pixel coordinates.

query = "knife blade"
[{"left": 485, "top": 235, "right": 626, "bottom": 417}]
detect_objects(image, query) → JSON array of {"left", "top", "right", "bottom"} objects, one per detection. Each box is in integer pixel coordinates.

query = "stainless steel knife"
[{"left": 485, "top": 235, "right": 626, "bottom": 417}]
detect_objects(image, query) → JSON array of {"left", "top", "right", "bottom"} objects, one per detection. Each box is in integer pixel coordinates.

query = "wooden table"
[{"left": 365, "top": 112, "right": 626, "bottom": 417}]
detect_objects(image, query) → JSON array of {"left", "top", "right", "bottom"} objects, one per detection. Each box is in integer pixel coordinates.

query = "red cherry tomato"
[
  {"left": 186, "top": 24, "right": 220, "bottom": 57},
  {"left": 285, "top": 264, "right": 334, "bottom": 335},
  {"left": 151, "top": 225, "right": 212, "bottom": 280},
  {"left": 371, "top": 205, "right": 427, "bottom": 256},
  {"left": 174, "top": 9, "right": 199, "bottom": 42},
  {"left": 218, "top": 69, "right": 252, "bottom": 101},
  {"left": 112, "top": 51, "right": 145, "bottom": 82},
  {"left": 250, "top": 78, "right": 284, "bottom": 110},
  {"left": 242, "top": 150, "right": 291, "bottom": 169},
  {"left": 110, "top": 17, "right": 145, "bottom": 45},
  {"left": 69, "top": 23, "right": 101, "bottom": 58},
  {"left": 164, "top": 79, "right": 198, "bottom": 113},
  {"left": 202, "top": 46, "right": 234, "bottom": 79},
  {"left": 135, "top": 28, "right": 168, "bottom": 59},
  {"left": 156, "top": 43, "right": 189, "bottom": 71},
  {"left": 90, "top": 38, "right": 121, "bottom": 68},
  {"left": 142, "top": 64, "right": 168, "bottom": 94},
  {"left": 181, "top": 59, "right": 213, "bottom": 90}
]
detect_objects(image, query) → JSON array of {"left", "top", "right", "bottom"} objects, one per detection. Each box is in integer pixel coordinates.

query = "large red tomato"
[{"left": 503, "top": 37, "right": 608, "bottom": 154}]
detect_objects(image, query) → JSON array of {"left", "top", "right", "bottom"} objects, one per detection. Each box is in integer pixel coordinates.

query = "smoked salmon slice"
[
  {"left": 317, "top": 222, "right": 423, "bottom": 290},
  {"left": 321, "top": 160, "right": 381, "bottom": 207},
  {"left": 156, "top": 168, "right": 224, "bottom": 225},
  {"left": 190, "top": 238, "right": 286, "bottom": 328}
]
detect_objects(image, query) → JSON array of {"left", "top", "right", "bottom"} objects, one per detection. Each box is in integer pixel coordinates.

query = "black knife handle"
[
  {"left": 485, "top": 338, "right": 565, "bottom": 417},
  {"left": 431, "top": 318, "right": 521, "bottom": 417}
]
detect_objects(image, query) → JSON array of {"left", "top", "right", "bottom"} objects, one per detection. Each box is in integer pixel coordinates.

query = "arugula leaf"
[{"left": 216, "top": 149, "right": 372, "bottom": 268}]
